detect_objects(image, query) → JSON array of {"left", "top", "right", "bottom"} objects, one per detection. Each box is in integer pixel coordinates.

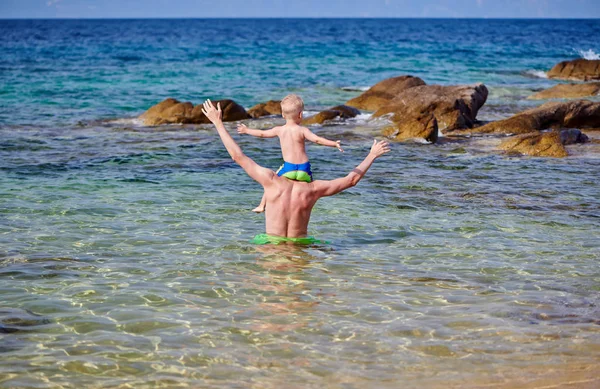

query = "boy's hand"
[
  {"left": 369, "top": 139, "right": 390, "bottom": 158},
  {"left": 336, "top": 140, "right": 344, "bottom": 152},
  {"left": 201, "top": 99, "right": 222, "bottom": 124},
  {"left": 237, "top": 123, "right": 248, "bottom": 134}
]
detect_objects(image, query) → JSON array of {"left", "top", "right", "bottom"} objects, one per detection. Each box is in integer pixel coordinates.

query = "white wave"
[
  {"left": 109, "top": 117, "right": 145, "bottom": 126},
  {"left": 577, "top": 49, "right": 600, "bottom": 60},
  {"left": 350, "top": 113, "right": 373, "bottom": 124},
  {"left": 523, "top": 69, "right": 548, "bottom": 79},
  {"left": 303, "top": 110, "right": 320, "bottom": 116},
  {"left": 341, "top": 86, "right": 370, "bottom": 92}
]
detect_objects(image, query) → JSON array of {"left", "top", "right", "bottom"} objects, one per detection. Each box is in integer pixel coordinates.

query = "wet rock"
[
  {"left": 0, "top": 308, "right": 50, "bottom": 333},
  {"left": 302, "top": 105, "right": 360, "bottom": 125},
  {"left": 140, "top": 98, "right": 250, "bottom": 126},
  {"left": 559, "top": 128, "right": 589, "bottom": 145},
  {"left": 458, "top": 100, "right": 600, "bottom": 136},
  {"left": 247, "top": 100, "right": 282, "bottom": 118},
  {"left": 383, "top": 114, "right": 438, "bottom": 143},
  {"left": 547, "top": 59, "right": 600, "bottom": 81},
  {"left": 499, "top": 129, "right": 589, "bottom": 158},
  {"left": 499, "top": 131, "right": 566, "bottom": 158},
  {"left": 529, "top": 82, "right": 600, "bottom": 99},
  {"left": 345, "top": 75, "right": 426, "bottom": 111},
  {"left": 373, "top": 83, "right": 488, "bottom": 136}
]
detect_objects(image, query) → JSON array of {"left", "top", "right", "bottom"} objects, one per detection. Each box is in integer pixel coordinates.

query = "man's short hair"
[{"left": 281, "top": 94, "right": 304, "bottom": 119}]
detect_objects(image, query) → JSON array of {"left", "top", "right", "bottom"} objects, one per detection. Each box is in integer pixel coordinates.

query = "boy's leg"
[{"left": 252, "top": 192, "right": 266, "bottom": 213}]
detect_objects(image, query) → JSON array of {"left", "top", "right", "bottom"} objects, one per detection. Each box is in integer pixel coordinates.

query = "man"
[{"left": 201, "top": 99, "right": 390, "bottom": 240}]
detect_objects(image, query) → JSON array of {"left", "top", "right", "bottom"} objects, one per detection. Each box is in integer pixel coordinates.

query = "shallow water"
[{"left": 1, "top": 19, "right": 600, "bottom": 388}]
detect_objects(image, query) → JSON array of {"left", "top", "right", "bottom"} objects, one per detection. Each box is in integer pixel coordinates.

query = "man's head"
[{"left": 281, "top": 94, "right": 304, "bottom": 123}]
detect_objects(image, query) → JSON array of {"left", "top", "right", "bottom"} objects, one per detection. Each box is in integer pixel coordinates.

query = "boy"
[{"left": 237, "top": 94, "right": 343, "bottom": 213}]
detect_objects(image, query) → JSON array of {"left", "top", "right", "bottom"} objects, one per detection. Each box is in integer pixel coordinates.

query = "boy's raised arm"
[
  {"left": 302, "top": 127, "right": 344, "bottom": 152},
  {"left": 237, "top": 123, "right": 279, "bottom": 138}
]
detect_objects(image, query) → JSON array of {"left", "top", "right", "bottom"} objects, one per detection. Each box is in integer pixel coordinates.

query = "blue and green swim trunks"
[{"left": 276, "top": 161, "right": 313, "bottom": 183}]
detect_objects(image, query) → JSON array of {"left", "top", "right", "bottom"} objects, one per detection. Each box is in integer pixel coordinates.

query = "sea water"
[{"left": 1, "top": 19, "right": 599, "bottom": 388}]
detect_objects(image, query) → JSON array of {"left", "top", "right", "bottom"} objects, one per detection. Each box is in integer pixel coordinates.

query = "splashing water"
[
  {"left": 523, "top": 69, "right": 548, "bottom": 79},
  {"left": 577, "top": 49, "right": 600, "bottom": 60}
]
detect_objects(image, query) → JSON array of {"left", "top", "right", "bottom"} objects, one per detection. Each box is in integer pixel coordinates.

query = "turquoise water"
[{"left": 1, "top": 19, "right": 600, "bottom": 388}]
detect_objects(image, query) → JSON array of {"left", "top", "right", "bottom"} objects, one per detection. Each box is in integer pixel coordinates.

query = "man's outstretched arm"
[
  {"left": 202, "top": 100, "right": 274, "bottom": 186},
  {"left": 312, "top": 139, "right": 390, "bottom": 198}
]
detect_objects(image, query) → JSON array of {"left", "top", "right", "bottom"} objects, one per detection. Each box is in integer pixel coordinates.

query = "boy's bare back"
[{"left": 272, "top": 123, "right": 312, "bottom": 164}]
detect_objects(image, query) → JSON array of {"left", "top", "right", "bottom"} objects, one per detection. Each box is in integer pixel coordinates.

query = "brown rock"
[
  {"left": 302, "top": 105, "right": 360, "bottom": 125},
  {"left": 140, "top": 98, "right": 250, "bottom": 126},
  {"left": 547, "top": 59, "right": 600, "bottom": 81},
  {"left": 463, "top": 100, "right": 600, "bottom": 136},
  {"left": 211, "top": 99, "right": 251, "bottom": 122},
  {"left": 500, "top": 131, "right": 568, "bottom": 157},
  {"left": 373, "top": 83, "right": 488, "bottom": 133},
  {"left": 247, "top": 100, "right": 282, "bottom": 118},
  {"left": 141, "top": 98, "right": 194, "bottom": 125},
  {"left": 345, "top": 75, "right": 426, "bottom": 111},
  {"left": 499, "top": 129, "right": 589, "bottom": 158},
  {"left": 383, "top": 114, "right": 438, "bottom": 143},
  {"left": 529, "top": 82, "right": 600, "bottom": 99}
]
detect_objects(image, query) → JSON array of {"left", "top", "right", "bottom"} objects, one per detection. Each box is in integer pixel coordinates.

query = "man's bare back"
[
  {"left": 202, "top": 99, "right": 390, "bottom": 239},
  {"left": 262, "top": 176, "right": 316, "bottom": 237}
]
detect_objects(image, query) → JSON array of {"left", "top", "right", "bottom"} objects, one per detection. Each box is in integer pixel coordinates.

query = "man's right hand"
[
  {"left": 201, "top": 99, "right": 222, "bottom": 124},
  {"left": 369, "top": 139, "right": 391, "bottom": 158},
  {"left": 237, "top": 123, "right": 248, "bottom": 134}
]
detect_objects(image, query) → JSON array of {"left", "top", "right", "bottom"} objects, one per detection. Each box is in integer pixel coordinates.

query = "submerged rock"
[
  {"left": 345, "top": 75, "right": 426, "bottom": 111},
  {"left": 460, "top": 100, "right": 600, "bottom": 136},
  {"left": 247, "top": 100, "right": 282, "bottom": 118},
  {"left": 529, "top": 82, "right": 600, "bottom": 100},
  {"left": 302, "top": 105, "right": 360, "bottom": 125},
  {"left": 140, "top": 98, "right": 250, "bottom": 126},
  {"left": 373, "top": 83, "right": 488, "bottom": 137},
  {"left": 0, "top": 308, "right": 50, "bottom": 334},
  {"left": 499, "top": 129, "right": 588, "bottom": 158},
  {"left": 547, "top": 59, "right": 600, "bottom": 81}
]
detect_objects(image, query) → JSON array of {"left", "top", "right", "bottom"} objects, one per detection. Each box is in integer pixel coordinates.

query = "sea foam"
[
  {"left": 523, "top": 70, "right": 548, "bottom": 79},
  {"left": 109, "top": 117, "right": 145, "bottom": 127},
  {"left": 577, "top": 49, "right": 600, "bottom": 60},
  {"left": 341, "top": 86, "right": 370, "bottom": 92}
]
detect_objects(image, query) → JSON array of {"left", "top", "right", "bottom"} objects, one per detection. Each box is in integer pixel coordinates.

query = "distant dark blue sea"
[
  {"left": 1, "top": 18, "right": 600, "bottom": 125},
  {"left": 1, "top": 19, "right": 599, "bottom": 388}
]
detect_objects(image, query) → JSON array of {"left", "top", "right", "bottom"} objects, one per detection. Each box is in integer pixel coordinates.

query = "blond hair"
[{"left": 280, "top": 94, "right": 304, "bottom": 119}]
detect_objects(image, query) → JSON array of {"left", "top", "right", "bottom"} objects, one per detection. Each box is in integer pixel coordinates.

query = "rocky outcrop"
[
  {"left": 529, "top": 82, "right": 600, "bottom": 100},
  {"left": 547, "top": 59, "right": 600, "bottom": 81},
  {"left": 383, "top": 115, "right": 438, "bottom": 143},
  {"left": 373, "top": 83, "right": 488, "bottom": 134},
  {"left": 345, "top": 75, "right": 425, "bottom": 111},
  {"left": 302, "top": 105, "right": 360, "bottom": 125},
  {"left": 247, "top": 100, "right": 282, "bottom": 118},
  {"left": 458, "top": 100, "right": 600, "bottom": 136},
  {"left": 499, "top": 129, "right": 589, "bottom": 158},
  {"left": 140, "top": 98, "right": 250, "bottom": 126}
]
